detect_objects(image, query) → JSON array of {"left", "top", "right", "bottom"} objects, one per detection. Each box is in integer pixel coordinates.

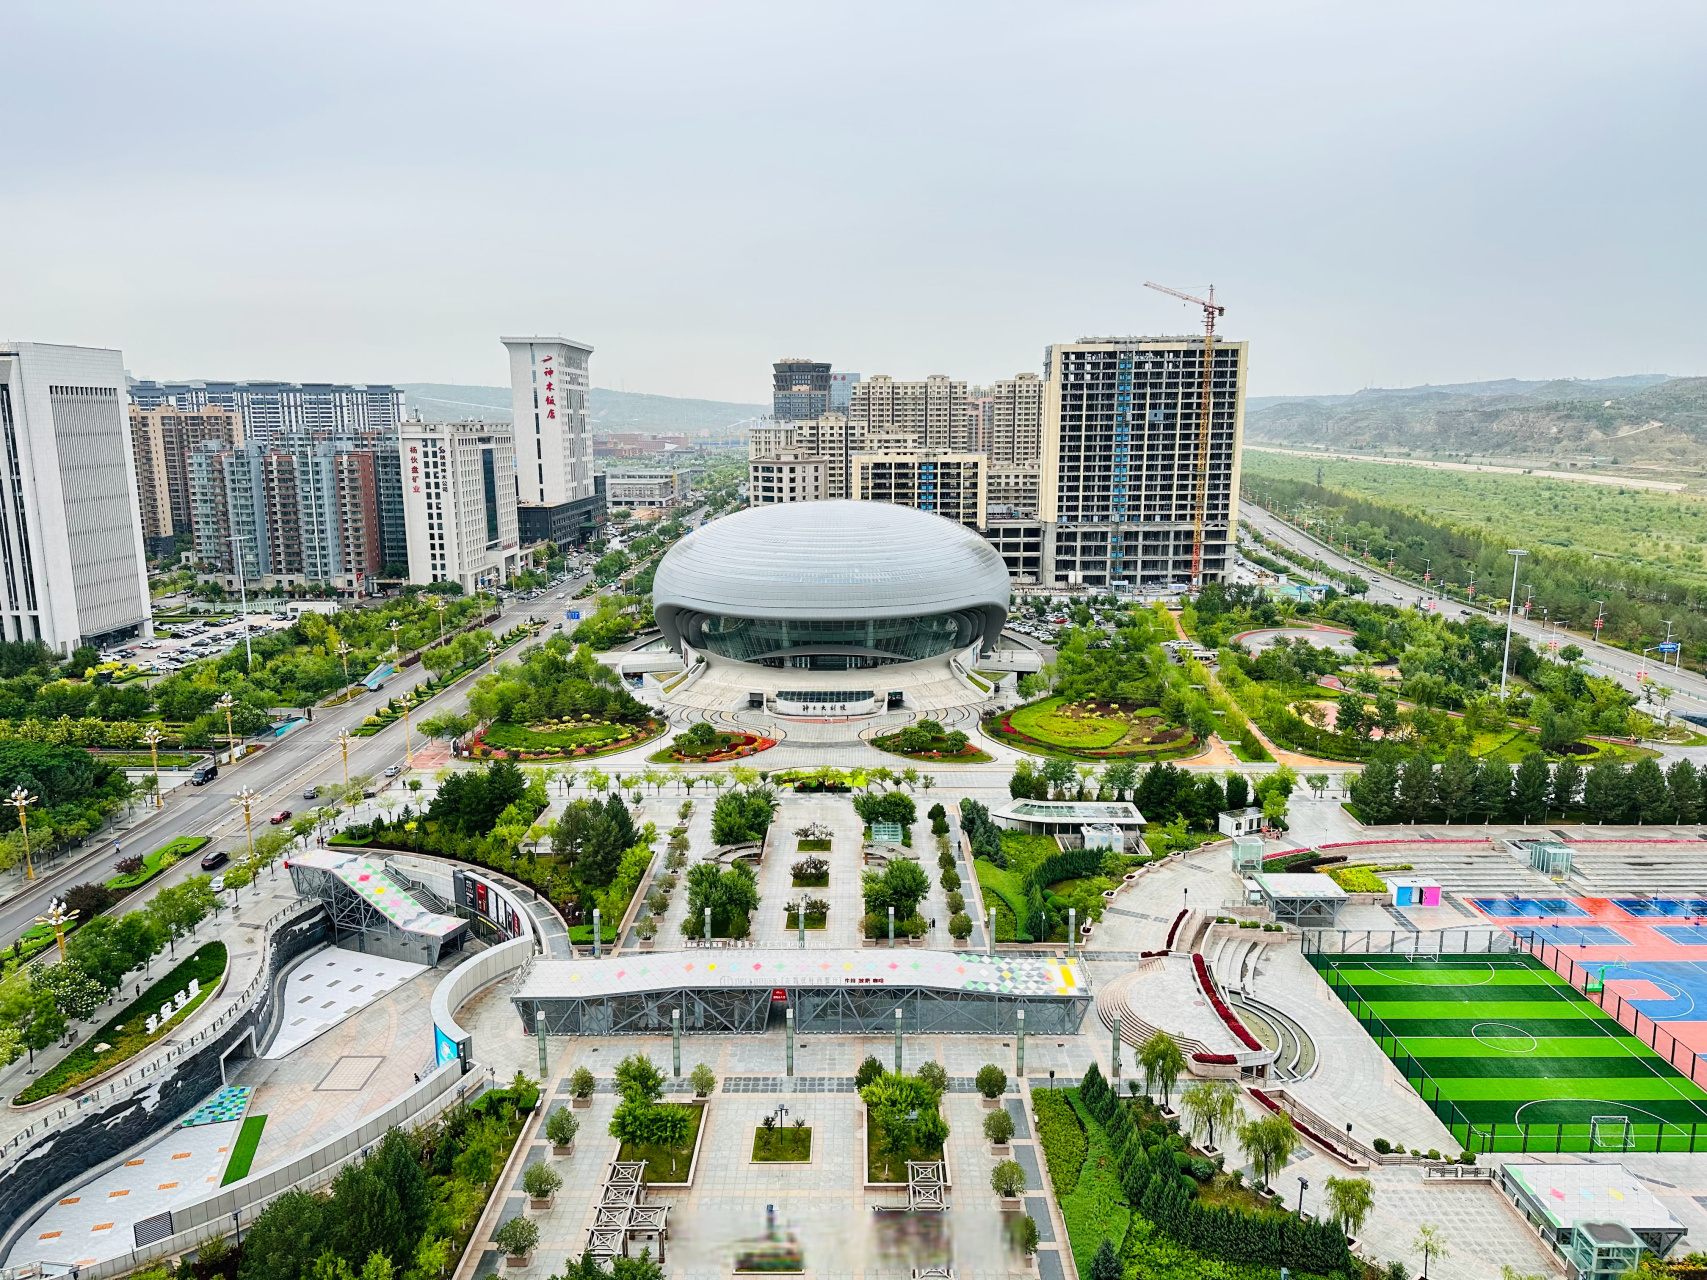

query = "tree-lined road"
[{"left": 1242, "top": 503, "right": 1707, "bottom": 717}]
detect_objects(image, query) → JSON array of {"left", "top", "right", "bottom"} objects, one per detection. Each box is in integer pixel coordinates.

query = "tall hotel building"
[
  {"left": 1039, "top": 335, "right": 1247, "bottom": 589},
  {"left": 501, "top": 336, "right": 604, "bottom": 547},
  {"left": 0, "top": 343, "right": 152, "bottom": 653}
]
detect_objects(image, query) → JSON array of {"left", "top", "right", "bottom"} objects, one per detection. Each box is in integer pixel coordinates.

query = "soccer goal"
[{"left": 1590, "top": 1115, "right": 1632, "bottom": 1151}]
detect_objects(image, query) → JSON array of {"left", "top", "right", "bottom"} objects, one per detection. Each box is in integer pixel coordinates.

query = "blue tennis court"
[
  {"left": 1594, "top": 959, "right": 1707, "bottom": 1023},
  {"left": 1612, "top": 898, "right": 1707, "bottom": 918},
  {"left": 1523, "top": 923, "right": 1629, "bottom": 946},
  {"left": 1470, "top": 897, "right": 1591, "bottom": 918},
  {"left": 1655, "top": 925, "right": 1707, "bottom": 946}
]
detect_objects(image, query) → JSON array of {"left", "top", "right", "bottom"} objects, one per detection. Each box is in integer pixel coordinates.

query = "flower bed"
[
  {"left": 1164, "top": 908, "right": 1188, "bottom": 950},
  {"left": 986, "top": 698, "right": 1198, "bottom": 761},
  {"left": 1191, "top": 952, "right": 1263, "bottom": 1051},
  {"left": 650, "top": 730, "right": 776, "bottom": 764},
  {"left": 14, "top": 942, "right": 227, "bottom": 1104},
  {"left": 1191, "top": 1052, "right": 1238, "bottom": 1065},
  {"left": 108, "top": 835, "right": 209, "bottom": 892},
  {"left": 469, "top": 716, "right": 665, "bottom": 760},
  {"left": 870, "top": 730, "right": 991, "bottom": 763}
]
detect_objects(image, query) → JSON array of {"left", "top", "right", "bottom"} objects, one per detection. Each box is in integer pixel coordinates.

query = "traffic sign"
[
  {"left": 1658, "top": 642, "right": 1680, "bottom": 653},
  {"left": 569, "top": 610, "right": 581, "bottom": 621}
]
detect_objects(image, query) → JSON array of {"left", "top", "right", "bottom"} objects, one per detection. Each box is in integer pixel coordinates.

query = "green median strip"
[{"left": 222, "top": 1114, "right": 267, "bottom": 1185}]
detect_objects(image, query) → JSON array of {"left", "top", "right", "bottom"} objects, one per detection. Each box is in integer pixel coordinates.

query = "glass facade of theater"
[{"left": 676, "top": 608, "right": 985, "bottom": 669}]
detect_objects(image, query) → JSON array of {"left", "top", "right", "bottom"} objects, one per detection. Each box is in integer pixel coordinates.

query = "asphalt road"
[
  {"left": 1243, "top": 504, "right": 1707, "bottom": 715},
  {"left": 0, "top": 579, "right": 588, "bottom": 948}
]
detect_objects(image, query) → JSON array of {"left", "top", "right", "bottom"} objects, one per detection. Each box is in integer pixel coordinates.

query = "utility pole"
[{"left": 1499, "top": 549, "right": 1528, "bottom": 700}]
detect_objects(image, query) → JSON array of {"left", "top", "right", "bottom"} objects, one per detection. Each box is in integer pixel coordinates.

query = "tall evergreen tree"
[
  {"left": 1090, "top": 1238, "right": 1121, "bottom": 1280},
  {"left": 1582, "top": 761, "right": 1626, "bottom": 824},
  {"left": 1511, "top": 752, "right": 1551, "bottom": 822},
  {"left": 1473, "top": 759, "right": 1512, "bottom": 823},
  {"left": 1551, "top": 759, "right": 1584, "bottom": 816},
  {"left": 1629, "top": 757, "right": 1670, "bottom": 824},
  {"left": 1350, "top": 756, "right": 1399, "bottom": 823},
  {"left": 1397, "top": 754, "right": 1436, "bottom": 823},
  {"left": 1435, "top": 747, "right": 1476, "bottom": 822},
  {"left": 1666, "top": 759, "right": 1701, "bottom": 825}
]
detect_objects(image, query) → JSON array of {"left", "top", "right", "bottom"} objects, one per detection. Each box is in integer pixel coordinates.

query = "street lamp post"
[
  {"left": 335, "top": 640, "right": 353, "bottom": 691},
  {"left": 216, "top": 692, "right": 237, "bottom": 764},
  {"left": 144, "top": 724, "right": 164, "bottom": 809},
  {"left": 233, "top": 786, "right": 258, "bottom": 867},
  {"left": 400, "top": 694, "right": 415, "bottom": 769},
  {"left": 35, "top": 898, "right": 75, "bottom": 960},
  {"left": 486, "top": 639, "right": 499, "bottom": 675},
  {"left": 9, "top": 785, "right": 38, "bottom": 881},
  {"left": 388, "top": 619, "right": 403, "bottom": 656},
  {"left": 336, "top": 728, "right": 353, "bottom": 808},
  {"left": 1499, "top": 549, "right": 1529, "bottom": 700},
  {"left": 434, "top": 597, "right": 449, "bottom": 646}
]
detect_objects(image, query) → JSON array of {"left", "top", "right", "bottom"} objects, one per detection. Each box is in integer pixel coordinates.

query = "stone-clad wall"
[{"left": 0, "top": 903, "right": 330, "bottom": 1258}]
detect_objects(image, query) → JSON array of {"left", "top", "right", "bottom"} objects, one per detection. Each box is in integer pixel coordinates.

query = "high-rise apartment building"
[
  {"left": 401, "top": 421, "right": 520, "bottom": 592},
  {"left": 772, "top": 359, "right": 832, "bottom": 421},
  {"left": 982, "top": 373, "right": 1044, "bottom": 463},
  {"left": 0, "top": 343, "right": 153, "bottom": 653},
  {"left": 853, "top": 450, "right": 985, "bottom": 529},
  {"left": 129, "top": 380, "right": 404, "bottom": 447},
  {"left": 502, "top": 336, "right": 603, "bottom": 548},
  {"left": 1039, "top": 335, "right": 1246, "bottom": 589},
  {"left": 128, "top": 405, "right": 241, "bottom": 555},
  {"left": 849, "top": 375, "right": 970, "bottom": 451},
  {"left": 188, "top": 436, "right": 391, "bottom": 593},
  {"left": 748, "top": 452, "right": 826, "bottom": 505}
]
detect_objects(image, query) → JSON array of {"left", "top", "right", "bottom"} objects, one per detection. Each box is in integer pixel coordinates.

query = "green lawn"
[
  {"left": 867, "top": 1112, "right": 945, "bottom": 1183},
  {"left": 1316, "top": 953, "right": 1707, "bottom": 1150},
  {"left": 1006, "top": 698, "right": 1131, "bottom": 749},
  {"left": 222, "top": 1114, "right": 267, "bottom": 1184},
  {"left": 975, "top": 859, "right": 1033, "bottom": 942},
  {"left": 752, "top": 1126, "right": 812, "bottom": 1162}
]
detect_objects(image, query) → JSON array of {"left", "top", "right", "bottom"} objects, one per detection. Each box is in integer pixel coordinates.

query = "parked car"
[
  {"left": 210, "top": 875, "right": 226, "bottom": 893},
  {"left": 200, "top": 849, "right": 229, "bottom": 870},
  {"left": 269, "top": 809, "right": 292, "bottom": 824}
]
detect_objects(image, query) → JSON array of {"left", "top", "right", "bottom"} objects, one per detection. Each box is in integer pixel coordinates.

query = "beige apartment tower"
[{"left": 1040, "top": 336, "right": 1247, "bottom": 589}]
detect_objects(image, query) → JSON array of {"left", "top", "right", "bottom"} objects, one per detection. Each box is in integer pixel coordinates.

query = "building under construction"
[{"left": 1039, "top": 322, "right": 1248, "bottom": 590}]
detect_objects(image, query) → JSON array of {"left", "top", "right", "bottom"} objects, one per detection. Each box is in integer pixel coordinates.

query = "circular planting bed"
[
  {"left": 870, "top": 729, "right": 991, "bottom": 763},
  {"left": 651, "top": 730, "right": 776, "bottom": 763},
  {"left": 987, "top": 696, "right": 1196, "bottom": 760},
  {"left": 469, "top": 717, "right": 666, "bottom": 760}
]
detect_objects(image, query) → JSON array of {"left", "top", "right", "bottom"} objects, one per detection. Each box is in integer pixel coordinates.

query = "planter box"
[
  {"left": 572, "top": 1095, "right": 594, "bottom": 1109},
  {"left": 990, "top": 1142, "right": 1011, "bottom": 1157},
  {"left": 638, "top": 938, "right": 655, "bottom": 951},
  {"left": 1000, "top": 1195, "right": 1023, "bottom": 1210},
  {"left": 859, "top": 1102, "right": 952, "bottom": 1191},
  {"left": 624, "top": 1098, "right": 710, "bottom": 1190},
  {"left": 505, "top": 1253, "right": 533, "bottom": 1269},
  {"left": 552, "top": 1142, "right": 576, "bottom": 1158},
  {"left": 980, "top": 1096, "right": 1000, "bottom": 1110},
  {"left": 529, "top": 1194, "right": 556, "bottom": 1211}
]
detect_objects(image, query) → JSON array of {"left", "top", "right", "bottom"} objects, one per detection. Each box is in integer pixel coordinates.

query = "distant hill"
[
  {"left": 398, "top": 384, "right": 765, "bottom": 436},
  {"left": 1245, "top": 375, "right": 1707, "bottom": 467}
]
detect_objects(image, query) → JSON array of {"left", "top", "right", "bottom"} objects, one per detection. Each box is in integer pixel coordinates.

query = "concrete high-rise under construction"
[{"left": 1039, "top": 335, "right": 1247, "bottom": 590}]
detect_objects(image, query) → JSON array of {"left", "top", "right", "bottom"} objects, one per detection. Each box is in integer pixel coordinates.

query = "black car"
[{"left": 200, "top": 849, "right": 229, "bottom": 871}]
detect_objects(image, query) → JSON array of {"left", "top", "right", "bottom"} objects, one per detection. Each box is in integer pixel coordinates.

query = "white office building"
[
  {"left": 401, "top": 421, "right": 521, "bottom": 593},
  {"left": 501, "top": 336, "right": 595, "bottom": 507},
  {"left": 0, "top": 343, "right": 152, "bottom": 654}
]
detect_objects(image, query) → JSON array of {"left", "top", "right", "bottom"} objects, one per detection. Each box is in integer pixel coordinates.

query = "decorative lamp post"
[
  {"left": 336, "top": 640, "right": 353, "bottom": 690},
  {"left": 9, "top": 785, "right": 38, "bottom": 880},
  {"left": 486, "top": 639, "right": 499, "bottom": 675},
  {"left": 35, "top": 897, "right": 75, "bottom": 960},
  {"left": 336, "top": 728, "right": 353, "bottom": 807},
  {"left": 388, "top": 619, "right": 403, "bottom": 656},
  {"left": 434, "top": 597, "right": 449, "bottom": 645},
  {"left": 215, "top": 692, "right": 237, "bottom": 763},
  {"left": 400, "top": 693, "right": 415, "bottom": 769},
  {"left": 143, "top": 725, "right": 164, "bottom": 809},
  {"left": 233, "top": 786, "right": 258, "bottom": 867}
]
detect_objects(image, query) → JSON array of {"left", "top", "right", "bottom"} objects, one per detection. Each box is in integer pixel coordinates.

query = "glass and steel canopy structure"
[{"left": 512, "top": 948, "right": 1090, "bottom": 1037}]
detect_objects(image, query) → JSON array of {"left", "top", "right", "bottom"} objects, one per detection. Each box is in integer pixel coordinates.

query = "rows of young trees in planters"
[
  {"left": 1348, "top": 744, "right": 1704, "bottom": 825},
  {"left": 1077, "top": 1064, "right": 1355, "bottom": 1277}
]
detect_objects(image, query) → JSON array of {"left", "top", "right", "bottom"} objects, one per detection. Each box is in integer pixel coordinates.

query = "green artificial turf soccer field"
[{"left": 1313, "top": 953, "right": 1707, "bottom": 1152}]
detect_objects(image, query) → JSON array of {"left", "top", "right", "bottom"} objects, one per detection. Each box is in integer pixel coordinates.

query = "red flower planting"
[
  {"left": 1164, "top": 908, "right": 1188, "bottom": 950},
  {"left": 1192, "top": 952, "right": 1263, "bottom": 1051},
  {"left": 1191, "top": 1052, "right": 1237, "bottom": 1065}
]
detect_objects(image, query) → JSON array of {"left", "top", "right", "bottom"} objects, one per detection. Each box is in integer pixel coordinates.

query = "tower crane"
[{"left": 1143, "top": 281, "right": 1225, "bottom": 588}]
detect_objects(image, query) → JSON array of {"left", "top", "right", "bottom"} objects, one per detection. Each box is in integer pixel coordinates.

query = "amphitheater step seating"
[
  {"left": 1231, "top": 993, "right": 1318, "bottom": 1081},
  {"left": 1375, "top": 847, "right": 1557, "bottom": 895},
  {"left": 1093, "top": 967, "right": 1211, "bottom": 1060},
  {"left": 1563, "top": 843, "right": 1707, "bottom": 895}
]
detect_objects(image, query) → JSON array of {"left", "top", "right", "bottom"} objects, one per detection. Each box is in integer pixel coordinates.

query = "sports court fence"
[
  {"left": 1511, "top": 928, "right": 1707, "bottom": 1089},
  {"left": 1301, "top": 927, "right": 1514, "bottom": 957},
  {"left": 1310, "top": 949, "right": 1707, "bottom": 1155}
]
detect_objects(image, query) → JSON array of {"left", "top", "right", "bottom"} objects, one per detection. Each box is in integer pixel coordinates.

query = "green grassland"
[{"left": 1316, "top": 953, "right": 1707, "bottom": 1151}]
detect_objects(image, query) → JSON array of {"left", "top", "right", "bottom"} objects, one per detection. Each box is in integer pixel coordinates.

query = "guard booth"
[{"left": 1567, "top": 1222, "right": 1646, "bottom": 1279}]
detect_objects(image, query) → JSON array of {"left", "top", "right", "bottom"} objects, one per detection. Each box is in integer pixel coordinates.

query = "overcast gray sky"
[{"left": 4, "top": 0, "right": 1703, "bottom": 402}]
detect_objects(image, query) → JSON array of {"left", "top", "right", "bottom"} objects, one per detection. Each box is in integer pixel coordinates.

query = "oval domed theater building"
[{"left": 652, "top": 502, "right": 1010, "bottom": 715}]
